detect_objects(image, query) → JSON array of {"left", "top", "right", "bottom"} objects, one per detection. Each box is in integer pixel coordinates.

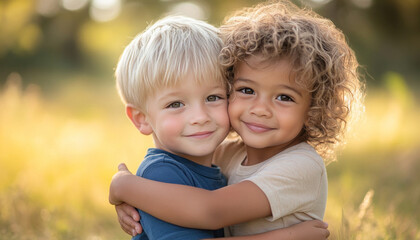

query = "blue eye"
[
  {"left": 238, "top": 88, "right": 254, "bottom": 95},
  {"left": 167, "top": 102, "right": 184, "bottom": 108},
  {"left": 276, "top": 95, "right": 294, "bottom": 102},
  {"left": 207, "top": 95, "right": 222, "bottom": 102}
]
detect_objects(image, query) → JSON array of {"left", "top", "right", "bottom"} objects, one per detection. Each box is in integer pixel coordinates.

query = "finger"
[
  {"left": 122, "top": 203, "right": 140, "bottom": 222},
  {"left": 116, "top": 204, "right": 129, "bottom": 218},
  {"left": 122, "top": 208, "right": 142, "bottom": 234},
  {"left": 122, "top": 214, "right": 139, "bottom": 227},
  {"left": 118, "top": 214, "right": 134, "bottom": 236},
  {"left": 120, "top": 220, "right": 137, "bottom": 236},
  {"left": 122, "top": 215, "right": 142, "bottom": 235},
  {"left": 131, "top": 220, "right": 142, "bottom": 234},
  {"left": 136, "top": 223, "right": 143, "bottom": 234},
  {"left": 118, "top": 163, "right": 129, "bottom": 171},
  {"left": 116, "top": 204, "right": 137, "bottom": 236},
  {"left": 117, "top": 203, "right": 141, "bottom": 233},
  {"left": 130, "top": 209, "right": 141, "bottom": 222},
  {"left": 324, "top": 229, "right": 330, "bottom": 238},
  {"left": 120, "top": 203, "right": 140, "bottom": 221},
  {"left": 312, "top": 220, "right": 328, "bottom": 228}
]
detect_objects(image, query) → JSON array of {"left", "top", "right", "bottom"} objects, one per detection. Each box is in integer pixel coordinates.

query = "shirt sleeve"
[
  {"left": 135, "top": 161, "right": 220, "bottom": 240},
  {"left": 247, "top": 153, "right": 325, "bottom": 221}
]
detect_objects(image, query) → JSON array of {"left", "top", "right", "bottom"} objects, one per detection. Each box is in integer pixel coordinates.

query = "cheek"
[
  {"left": 281, "top": 110, "right": 306, "bottom": 132},
  {"left": 228, "top": 98, "right": 241, "bottom": 120},
  {"left": 210, "top": 105, "right": 230, "bottom": 129},
  {"left": 158, "top": 116, "right": 183, "bottom": 136},
  {"left": 219, "top": 110, "right": 230, "bottom": 127},
  {"left": 227, "top": 105, "right": 237, "bottom": 123}
]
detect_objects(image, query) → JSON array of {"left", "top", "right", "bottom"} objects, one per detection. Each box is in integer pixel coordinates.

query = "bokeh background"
[{"left": 1, "top": 0, "right": 419, "bottom": 239}]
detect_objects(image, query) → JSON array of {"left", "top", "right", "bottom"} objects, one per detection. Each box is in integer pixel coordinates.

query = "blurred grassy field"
[{"left": 0, "top": 71, "right": 419, "bottom": 240}]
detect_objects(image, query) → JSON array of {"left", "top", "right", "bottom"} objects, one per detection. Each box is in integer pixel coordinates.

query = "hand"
[
  {"left": 115, "top": 203, "right": 142, "bottom": 236},
  {"left": 109, "top": 163, "right": 135, "bottom": 205},
  {"left": 288, "top": 220, "right": 330, "bottom": 240}
]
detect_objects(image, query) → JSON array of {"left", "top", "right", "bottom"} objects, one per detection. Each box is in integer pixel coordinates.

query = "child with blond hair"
[
  {"left": 111, "top": 0, "right": 364, "bottom": 237},
  {"left": 112, "top": 13, "right": 330, "bottom": 240}
]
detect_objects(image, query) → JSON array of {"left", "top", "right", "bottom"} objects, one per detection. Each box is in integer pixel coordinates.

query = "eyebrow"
[
  {"left": 156, "top": 84, "right": 226, "bottom": 102},
  {"left": 154, "top": 90, "right": 182, "bottom": 104},
  {"left": 235, "top": 78, "right": 303, "bottom": 97}
]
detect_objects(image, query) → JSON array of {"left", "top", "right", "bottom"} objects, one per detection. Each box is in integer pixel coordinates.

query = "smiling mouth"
[
  {"left": 186, "top": 131, "right": 213, "bottom": 139},
  {"left": 244, "top": 122, "right": 273, "bottom": 133}
]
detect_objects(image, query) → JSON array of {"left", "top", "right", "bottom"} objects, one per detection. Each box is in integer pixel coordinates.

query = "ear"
[{"left": 126, "top": 104, "right": 153, "bottom": 135}]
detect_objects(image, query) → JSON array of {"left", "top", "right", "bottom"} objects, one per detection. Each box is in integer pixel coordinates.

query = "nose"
[
  {"left": 250, "top": 97, "right": 272, "bottom": 118},
  {"left": 189, "top": 104, "right": 211, "bottom": 125}
]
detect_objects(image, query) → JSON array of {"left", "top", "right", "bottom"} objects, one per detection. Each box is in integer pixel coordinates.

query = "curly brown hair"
[{"left": 219, "top": 0, "right": 365, "bottom": 160}]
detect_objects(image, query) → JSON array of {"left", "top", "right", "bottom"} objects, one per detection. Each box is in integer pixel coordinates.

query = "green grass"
[{"left": 0, "top": 72, "right": 419, "bottom": 239}]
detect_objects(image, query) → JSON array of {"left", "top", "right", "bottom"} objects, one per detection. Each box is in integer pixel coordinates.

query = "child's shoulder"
[
  {"left": 282, "top": 142, "right": 320, "bottom": 156},
  {"left": 213, "top": 137, "right": 246, "bottom": 169},
  {"left": 135, "top": 149, "right": 203, "bottom": 188},
  {"left": 138, "top": 148, "right": 186, "bottom": 175}
]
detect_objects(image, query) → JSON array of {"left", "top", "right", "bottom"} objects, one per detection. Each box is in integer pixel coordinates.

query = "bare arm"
[
  {"left": 114, "top": 203, "right": 329, "bottom": 240},
  {"left": 210, "top": 220, "right": 329, "bottom": 240},
  {"left": 109, "top": 163, "right": 271, "bottom": 230}
]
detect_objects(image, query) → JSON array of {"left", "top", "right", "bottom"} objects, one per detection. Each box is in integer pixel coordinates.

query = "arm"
[
  {"left": 110, "top": 163, "right": 271, "bottom": 229},
  {"left": 211, "top": 220, "right": 329, "bottom": 240},
  {"left": 117, "top": 162, "right": 223, "bottom": 239},
  {"left": 115, "top": 205, "right": 329, "bottom": 240}
]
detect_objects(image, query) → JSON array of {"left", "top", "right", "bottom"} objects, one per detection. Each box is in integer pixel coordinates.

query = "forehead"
[
  {"left": 168, "top": 73, "right": 227, "bottom": 90},
  {"left": 154, "top": 74, "right": 226, "bottom": 96},
  {"left": 234, "top": 56, "right": 294, "bottom": 82}
]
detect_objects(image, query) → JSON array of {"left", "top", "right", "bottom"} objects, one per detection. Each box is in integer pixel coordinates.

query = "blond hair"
[
  {"left": 116, "top": 16, "right": 225, "bottom": 110},
  {"left": 220, "top": 0, "right": 365, "bottom": 160}
]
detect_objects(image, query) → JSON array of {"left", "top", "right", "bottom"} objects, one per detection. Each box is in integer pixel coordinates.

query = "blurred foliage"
[
  {"left": 0, "top": 0, "right": 419, "bottom": 88},
  {"left": 0, "top": 73, "right": 154, "bottom": 239},
  {"left": 1, "top": 0, "right": 420, "bottom": 239}
]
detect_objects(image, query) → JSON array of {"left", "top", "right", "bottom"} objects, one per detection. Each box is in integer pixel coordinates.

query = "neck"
[
  {"left": 176, "top": 152, "right": 214, "bottom": 167},
  {"left": 156, "top": 146, "right": 213, "bottom": 167},
  {"left": 153, "top": 137, "right": 213, "bottom": 167},
  {"left": 244, "top": 139, "right": 304, "bottom": 166}
]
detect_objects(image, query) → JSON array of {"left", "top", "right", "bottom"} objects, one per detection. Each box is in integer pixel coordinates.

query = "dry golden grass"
[{"left": 0, "top": 73, "right": 153, "bottom": 239}]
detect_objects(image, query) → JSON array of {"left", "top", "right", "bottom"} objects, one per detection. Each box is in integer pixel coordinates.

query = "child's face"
[
  {"left": 229, "top": 55, "right": 311, "bottom": 151},
  {"left": 145, "top": 73, "right": 230, "bottom": 163}
]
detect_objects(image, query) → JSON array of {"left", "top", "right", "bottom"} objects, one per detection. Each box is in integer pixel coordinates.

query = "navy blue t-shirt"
[{"left": 133, "top": 148, "right": 226, "bottom": 240}]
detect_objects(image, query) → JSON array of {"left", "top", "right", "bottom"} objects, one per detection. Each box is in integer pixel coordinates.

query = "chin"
[
  {"left": 241, "top": 140, "right": 269, "bottom": 149},
  {"left": 188, "top": 148, "right": 214, "bottom": 157}
]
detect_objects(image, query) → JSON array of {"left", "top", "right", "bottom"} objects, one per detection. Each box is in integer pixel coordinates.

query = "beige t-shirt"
[{"left": 213, "top": 138, "right": 328, "bottom": 236}]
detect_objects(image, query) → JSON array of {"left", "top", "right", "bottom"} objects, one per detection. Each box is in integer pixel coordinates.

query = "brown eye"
[
  {"left": 276, "top": 95, "right": 294, "bottom": 102},
  {"left": 239, "top": 88, "right": 254, "bottom": 94}
]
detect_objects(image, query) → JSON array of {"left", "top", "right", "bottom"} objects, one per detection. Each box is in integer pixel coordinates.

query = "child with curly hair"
[{"left": 110, "top": 0, "right": 364, "bottom": 237}]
